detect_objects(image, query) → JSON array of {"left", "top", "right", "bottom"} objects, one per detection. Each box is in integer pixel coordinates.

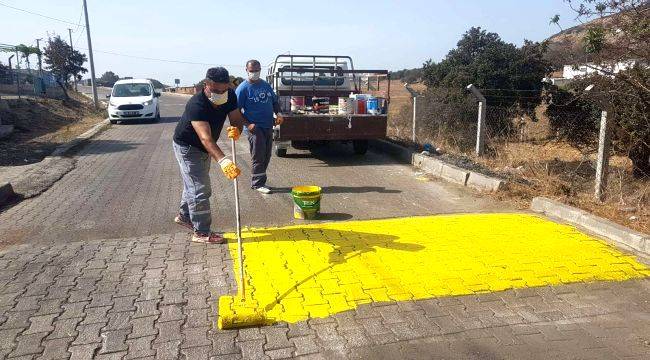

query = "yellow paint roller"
[{"left": 218, "top": 137, "right": 271, "bottom": 329}]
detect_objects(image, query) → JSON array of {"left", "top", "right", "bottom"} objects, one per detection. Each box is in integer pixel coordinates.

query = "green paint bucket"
[{"left": 291, "top": 186, "right": 322, "bottom": 220}]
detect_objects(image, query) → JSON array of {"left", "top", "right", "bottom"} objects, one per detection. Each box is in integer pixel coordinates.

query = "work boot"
[
  {"left": 174, "top": 214, "right": 193, "bottom": 230},
  {"left": 191, "top": 231, "right": 226, "bottom": 244}
]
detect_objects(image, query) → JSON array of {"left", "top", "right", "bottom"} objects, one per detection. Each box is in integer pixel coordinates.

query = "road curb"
[
  {"left": 531, "top": 197, "right": 649, "bottom": 256},
  {"left": 413, "top": 152, "right": 505, "bottom": 192},
  {"left": 51, "top": 119, "right": 110, "bottom": 156}
]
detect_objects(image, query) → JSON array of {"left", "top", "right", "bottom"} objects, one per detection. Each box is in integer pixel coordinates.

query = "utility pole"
[
  {"left": 35, "top": 38, "right": 43, "bottom": 76},
  {"left": 67, "top": 28, "right": 77, "bottom": 91},
  {"left": 83, "top": 0, "right": 98, "bottom": 108}
]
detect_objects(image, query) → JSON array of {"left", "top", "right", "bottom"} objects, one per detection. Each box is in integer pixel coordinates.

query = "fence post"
[
  {"left": 466, "top": 84, "right": 486, "bottom": 156},
  {"left": 412, "top": 96, "right": 417, "bottom": 144},
  {"left": 594, "top": 110, "right": 610, "bottom": 202}
]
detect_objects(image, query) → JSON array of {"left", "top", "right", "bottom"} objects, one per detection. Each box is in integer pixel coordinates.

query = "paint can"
[{"left": 366, "top": 97, "right": 380, "bottom": 115}]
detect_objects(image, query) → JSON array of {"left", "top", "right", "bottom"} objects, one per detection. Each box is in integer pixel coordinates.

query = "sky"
[{"left": 1, "top": 0, "right": 582, "bottom": 86}]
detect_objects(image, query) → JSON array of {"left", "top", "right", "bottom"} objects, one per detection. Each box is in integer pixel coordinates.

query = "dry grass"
[{"left": 0, "top": 91, "right": 106, "bottom": 166}]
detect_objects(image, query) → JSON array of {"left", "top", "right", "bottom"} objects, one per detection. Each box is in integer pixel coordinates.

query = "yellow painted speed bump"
[{"left": 217, "top": 213, "right": 649, "bottom": 329}]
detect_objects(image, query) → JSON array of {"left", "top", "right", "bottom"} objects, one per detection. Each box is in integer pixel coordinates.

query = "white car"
[{"left": 107, "top": 79, "right": 160, "bottom": 124}]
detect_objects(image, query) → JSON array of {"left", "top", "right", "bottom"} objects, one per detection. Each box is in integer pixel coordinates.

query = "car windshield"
[{"left": 112, "top": 83, "right": 152, "bottom": 97}]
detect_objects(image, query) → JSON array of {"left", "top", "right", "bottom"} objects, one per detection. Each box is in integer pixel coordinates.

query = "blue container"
[{"left": 366, "top": 97, "right": 380, "bottom": 115}]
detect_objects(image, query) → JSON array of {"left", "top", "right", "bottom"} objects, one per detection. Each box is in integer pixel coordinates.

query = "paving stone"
[
  {"left": 128, "top": 316, "right": 157, "bottom": 339},
  {"left": 10, "top": 332, "right": 48, "bottom": 357},
  {"left": 68, "top": 344, "right": 100, "bottom": 360},
  {"left": 99, "top": 329, "right": 130, "bottom": 354},
  {"left": 261, "top": 327, "right": 292, "bottom": 350},
  {"left": 211, "top": 332, "right": 238, "bottom": 355},
  {"left": 23, "top": 314, "right": 57, "bottom": 335},
  {"left": 153, "top": 320, "right": 183, "bottom": 343},
  {"left": 40, "top": 336, "right": 74, "bottom": 359},
  {"left": 151, "top": 340, "right": 181, "bottom": 360},
  {"left": 157, "top": 305, "right": 185, "bottom": 323},
  {"left": 290, "top": 336, "right": 320, "bottom": 356},
  {"left": 104, "top": 312, "right": 134, "bottom": 331},
  {"left": 72, "top": 323, "right": 104, "bottom": 345},
  {"left": 47, "top": 317, "right": 83, "bottom": 340},
  {"left": 179, "top": 345, "right": 211, "bottom": 360},
  {"left": 264, "top": 347, "right": 294, "bottom": 360},
  {"left": 124, "top": 335, "right": 155, "bottom": 359},
  {"left": 181, "top": 326, "right": 211, "bottom": 348},
  {"left": 236, "top": 340, "right": 269, "bottom": 360},
  {"left": 0, "top": 328, "right": 23, "bottom": 350}
]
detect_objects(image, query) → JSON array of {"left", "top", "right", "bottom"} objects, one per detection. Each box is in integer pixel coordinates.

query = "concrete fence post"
[
  {"left": 466, "top": 84, "right": 486, "bottom": 156},
  {"left": 594, "top": 110, "right": 611, "bottom": 202}
]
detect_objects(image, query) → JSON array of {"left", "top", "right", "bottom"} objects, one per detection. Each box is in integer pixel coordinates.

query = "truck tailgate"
[{"left": 276, "top": 115, "right": 387, "bottom": 141}]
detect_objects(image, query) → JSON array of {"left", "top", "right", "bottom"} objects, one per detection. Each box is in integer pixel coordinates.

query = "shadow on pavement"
[{"left": 272, "top": 186, "right": 401, "bottom": 194}]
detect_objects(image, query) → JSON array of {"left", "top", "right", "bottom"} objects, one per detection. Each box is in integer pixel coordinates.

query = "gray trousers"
[
  {"left": 173, "top": 141, "right": 212, "bottom": 233},
  {"left": 247, "top": 127, "right": 273, "bottom": 188}
]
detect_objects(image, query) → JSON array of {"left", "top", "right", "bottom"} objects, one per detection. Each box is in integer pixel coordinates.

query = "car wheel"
[{"left": 110, "top": 120, "right": 118, "bottom": 124}]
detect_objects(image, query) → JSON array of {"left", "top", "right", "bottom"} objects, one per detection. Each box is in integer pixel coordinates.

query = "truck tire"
[
  {"left": 275, "top": 147, "right": 287, "bottom": 157},
  {"left": 353, "top": 140, "right": 368, "bottom": 155}
]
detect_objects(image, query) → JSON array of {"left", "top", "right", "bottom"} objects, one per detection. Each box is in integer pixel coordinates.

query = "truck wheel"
[
  {"left": 275, "top": 147, "right": 287, "bottom": 157},
  {"left": 353, "top": 140, "right": 368, "bottom": 155}
]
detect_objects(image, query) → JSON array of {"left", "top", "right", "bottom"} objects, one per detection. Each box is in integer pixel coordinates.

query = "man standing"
[
  {"left": 235, "top": 59, "right": 284, "bottom": 194},
  {"left": 172, "top": 67, "right": 245, "bottom": 243}
]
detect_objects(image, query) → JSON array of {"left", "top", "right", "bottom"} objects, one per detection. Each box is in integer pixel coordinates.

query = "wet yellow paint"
[{"left": 217, "top": 213, "right": 649, "bottom": 328}]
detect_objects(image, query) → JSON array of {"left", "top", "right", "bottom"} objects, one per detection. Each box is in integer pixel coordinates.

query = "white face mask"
[
  {"left": 248, "top": 71, "right": 261, "bottom": 81},
  {"left": 210, "top": 91, "right": 228, "bottom": 106}
]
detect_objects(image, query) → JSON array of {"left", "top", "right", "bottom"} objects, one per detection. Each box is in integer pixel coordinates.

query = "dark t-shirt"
[{"left": 173, "top": 89, "right": 237, "bottom": 152}]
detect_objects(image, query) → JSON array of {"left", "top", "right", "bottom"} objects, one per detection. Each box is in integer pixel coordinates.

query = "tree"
[
  {"left": 43, "top": 35, "right": 87, "bottom": 99},
  {"left": 98, "top": 71, "right": 120, "bottom": 87},
  {"left": 422, "top": 27, "right": 552, "bottom": 111},
  {"left": 548, "top": 0, "right": 650, "bottom": 177},
  {"left": 15, "top": 44, "right": 40, "bottom": 75}
]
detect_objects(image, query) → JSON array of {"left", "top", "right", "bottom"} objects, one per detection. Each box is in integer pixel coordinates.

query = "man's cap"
[{"left": 205, "top": 67, "right": 230, "bottom": 83}]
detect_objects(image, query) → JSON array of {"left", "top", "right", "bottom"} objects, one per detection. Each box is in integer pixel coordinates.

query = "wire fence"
[{"left": 388, "top": 87, "right": 648, "bottom": 227}]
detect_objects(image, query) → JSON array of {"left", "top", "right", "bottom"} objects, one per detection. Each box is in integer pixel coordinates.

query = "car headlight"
[
  {"left": 109, "top": 101, "right": 116, "bottom": 107},
  {"left": 143, "top": 100, "right": 153, "bottom": 106}
]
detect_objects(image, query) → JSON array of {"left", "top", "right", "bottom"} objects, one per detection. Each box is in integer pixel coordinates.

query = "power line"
[
  {"left": 0, "top": 1, "right": 85, "bottom": 27},
  {"left": 75, "top": 47, "right": 241, "bottom": 68}
]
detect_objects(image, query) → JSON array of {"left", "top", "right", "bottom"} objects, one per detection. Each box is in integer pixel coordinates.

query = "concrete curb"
[
  {"left": 531, "top": 197, "right": 649, "bottom": 256},
  {"left": 51, "top": 119, "right": 110, "bottom": 156},
  {"left": 412, "top": 152, "right": 505, "bottom": 192}
]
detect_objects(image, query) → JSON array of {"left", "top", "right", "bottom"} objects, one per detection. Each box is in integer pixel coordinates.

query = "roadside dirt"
[{"left": 0, "top": 92, "right": 106, "bottom": 166}]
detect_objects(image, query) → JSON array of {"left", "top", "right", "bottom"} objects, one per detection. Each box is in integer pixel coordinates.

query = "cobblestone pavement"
[
  {"left": 0, "top": 233, "right": 648, "bottom": 359},
  {"left": 1, "top": 93, "right": 649, "bottom": 359}
]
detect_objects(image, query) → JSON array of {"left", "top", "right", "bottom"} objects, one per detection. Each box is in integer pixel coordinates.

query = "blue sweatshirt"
[{"left": 235, "top": 80, "right": 279, "bottom": 129}]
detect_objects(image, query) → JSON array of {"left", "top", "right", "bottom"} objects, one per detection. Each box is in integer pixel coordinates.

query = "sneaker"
[
  {"left": 191, "top": 231, "right": 226, "bottom": 244},
  {"left": 254, "top": 186, "right": 272, "bottom": 194},
  {"left": 174, "top": 214, "right": 193, "bottom": 230}
]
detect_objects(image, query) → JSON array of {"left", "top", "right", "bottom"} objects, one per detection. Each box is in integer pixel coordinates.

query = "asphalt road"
[{"left": 0, "top": 91, "right": 507, "bottom": 247}]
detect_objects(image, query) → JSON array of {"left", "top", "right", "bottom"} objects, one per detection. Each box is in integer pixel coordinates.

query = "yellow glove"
[
  {"left": 218, "top": 158, "right": 241, "bottom": 180},
  {"left": 227, "top": 126, "right": 240, "bottom": 140},
  {"left": 275, "top": 115, "right": 284, "bottom": 126}
]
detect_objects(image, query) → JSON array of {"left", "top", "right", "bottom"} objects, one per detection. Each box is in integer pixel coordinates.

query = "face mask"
[
  {"left": 210, "top": 90, "right": 228, "bottom": 106},
  {"left": 248, "top": 71, "right": 261, "bottom": 81}
]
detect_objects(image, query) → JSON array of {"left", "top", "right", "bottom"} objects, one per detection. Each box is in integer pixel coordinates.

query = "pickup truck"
[{"left": 267, "top": 55, "right": 391, "bottom": 156}]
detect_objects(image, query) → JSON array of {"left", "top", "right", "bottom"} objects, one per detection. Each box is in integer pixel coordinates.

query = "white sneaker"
[{"left": 255, "top": 186, "right": 272, "bottom": 194}]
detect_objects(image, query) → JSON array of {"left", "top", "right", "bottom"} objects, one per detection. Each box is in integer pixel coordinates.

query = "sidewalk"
[{"left": 1, "top": 216, "right": 649, "bottom": 359}]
